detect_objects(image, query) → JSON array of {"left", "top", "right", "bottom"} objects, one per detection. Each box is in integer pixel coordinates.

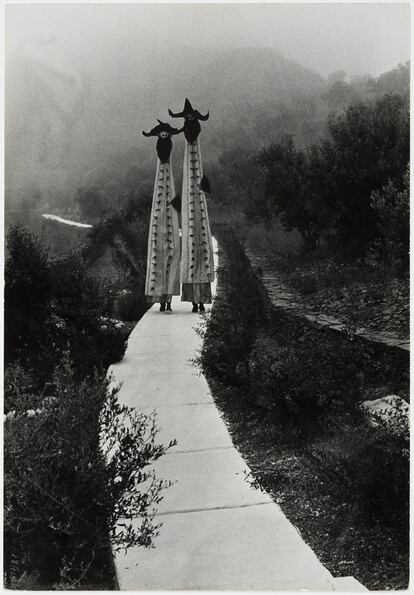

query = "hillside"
[
  {"left": 5, "top": 37, "right": 409, "bottom": 228},
  {"left": 5, "top": 44, "right": 325, "bottom": 220}
]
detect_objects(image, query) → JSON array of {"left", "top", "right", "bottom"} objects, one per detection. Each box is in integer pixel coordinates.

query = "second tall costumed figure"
[
  {"left": 169, "top": 99, "right": 215, "bottom": 313},
  {"left": 142, "top": 121, "right": 182, "bottom": 312}
]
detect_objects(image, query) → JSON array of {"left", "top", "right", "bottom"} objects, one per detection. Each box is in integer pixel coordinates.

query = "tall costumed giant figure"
[
  {"left": 142, "top": 121, "right": 182, "bottom": 312},
  {"left": 169, "top": 99, "right": 214, "bottom": 313}
]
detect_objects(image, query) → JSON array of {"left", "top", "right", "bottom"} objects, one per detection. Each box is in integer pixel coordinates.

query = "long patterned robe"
[
  {"left": 145, "top": 159, "right": 180, "bottom": 302},
  {"left": 180, "top": 139, "right": 215, "bottom": 303}
]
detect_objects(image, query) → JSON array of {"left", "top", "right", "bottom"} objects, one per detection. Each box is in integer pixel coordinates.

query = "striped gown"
[
  {"left": 180, "top": 139, "right": 215, "bottom": 303},
  {"left": 145, "top": 159, "right": 180, "bottom": 302}
]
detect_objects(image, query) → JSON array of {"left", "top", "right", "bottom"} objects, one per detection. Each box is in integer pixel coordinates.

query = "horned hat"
[
  {"left": 168, "top": 99, "right": 209, "bottom": 143},
  {"left": 142, "top": 120, "right": 182, "bottom": 163},
  {"left": 142, "top": 120, "right": 182, "bottom": 138}
]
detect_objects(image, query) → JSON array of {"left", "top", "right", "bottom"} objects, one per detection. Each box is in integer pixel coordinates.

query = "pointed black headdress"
[
  {"left": 142, "top": 120, "right": 182, "bottom": 163},
  {"left": 168, "top": 99, "right": 209, "bottom": 144}
]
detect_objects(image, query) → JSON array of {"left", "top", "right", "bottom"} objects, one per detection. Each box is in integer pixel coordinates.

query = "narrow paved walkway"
[{"left": 109, "top": 241, "right": 365, "bottom": 591}]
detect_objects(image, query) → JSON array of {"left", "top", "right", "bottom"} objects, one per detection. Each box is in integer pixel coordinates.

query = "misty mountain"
[
  {"left": 5, "top": 36, "right": 408, "bottom": 224},
  {"left": 5, "top": 43, "right": 326, "bottom": 212}
]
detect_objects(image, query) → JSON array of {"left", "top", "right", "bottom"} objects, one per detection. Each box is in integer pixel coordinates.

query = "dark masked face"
[
  {"left": 183, "top": 119, "right": 201, "bottom": 143},
  {"left": 156, "top": 135, "right": 173, "bottom": 163}
]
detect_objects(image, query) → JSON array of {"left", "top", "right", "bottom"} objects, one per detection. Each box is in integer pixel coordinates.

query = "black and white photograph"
[{"left": 4, "top": 1, "right": 410, "bottom": 591}]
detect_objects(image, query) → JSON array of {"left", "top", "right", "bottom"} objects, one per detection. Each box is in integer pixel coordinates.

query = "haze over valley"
[{"left": 5, "top": 3, "right": 410, "bottom": 228}]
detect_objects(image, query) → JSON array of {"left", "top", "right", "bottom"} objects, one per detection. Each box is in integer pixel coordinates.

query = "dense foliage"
[
  {"left": 253, "top": 93, "right": 409, "bottom": 258},
  {"left": 83, "top": 193, "right": 152, "bottom": 321},
  {"left": 5, "top": 356, "right": 173, "bottom": 588},
  {"left": 5, "top": 225, "right": 127, "bottom": 387},
  {"left": 204, "top": 64, "right": 409, "bottom": 271},
  {"left": 4, "top": 223, "right": 171, "bottom": 588},
  {"left": 199, "top": 230, "right": 409, "bottom": 529},
  {"left": 370, "top": 166, "right": 409, "bottom": 271}
]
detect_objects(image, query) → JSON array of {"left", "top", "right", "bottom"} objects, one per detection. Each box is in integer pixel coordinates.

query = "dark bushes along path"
[
  {"left": 4, "top": 225, "right": 174, "bottom": 588},
  {"left": 196, "top": 227, "right": 408, "bottom": 590}
]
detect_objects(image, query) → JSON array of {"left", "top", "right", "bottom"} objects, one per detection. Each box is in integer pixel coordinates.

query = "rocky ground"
[
  {"left": 245, "top": 247, "right": 409, "bottom": 340},
  {"left": 287, "top": 266, "right": 409, "bottom": 337}
]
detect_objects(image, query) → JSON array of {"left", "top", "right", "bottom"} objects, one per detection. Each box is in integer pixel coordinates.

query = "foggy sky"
[{"left": 6, "top": 3, "right": 410, "bottom": 78}]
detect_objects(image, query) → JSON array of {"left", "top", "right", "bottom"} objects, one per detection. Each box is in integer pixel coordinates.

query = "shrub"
[
  {"left": 248, "top": 323, "right": 362, "bottom": 426},
  {"left": 97, "top": 318, "right": 131, "bottom": 367},
  {"left": 48, "top": 252, "right": 130, "bottom": 375},
  {"left": 199, "top": 229, "right": 268, "bottom": 389},
  {"left": 4, "top": 224, "right": 161, "bottom": 588},
  {"left": 200, "top": 294, "right": 254, "bottom": 389},
  {"left": 370, "top": 167, "right": 409, "bottom": 272},
  {"left": 114, "top": 289, "right": 149, "bottom": 322},
  {"left": 307, "top": 423, "right": 409, "bottom": 531},
  {"left": 4, "top": 363, "right": 40, "bottom": 414},
  {"left": 354, "top": 428, "right": 409, "bottom": 529},
  {"left": 4, "top": 354, "right": 174, "bottom": 588},
  {"left": 243, "top": 220, "right": 302, "bottom": 265},
  {"left": 201, "top": 232, "right": 366, "bottom": 426},
  {"left": 368, "top": 397, "right": 409, "bottom": 440},
  {"left": 82, "top": 195, "right": 152, "bottom": 324},
  {"left": 287, "top": 258, "right": 384, "bottom": 297},
  {"left": 5, "top": 225, "right": 51, "bottom": 368},
  {"left": 4, "top": 226, "right": 129, "bottom": 386},
  {"left": 254, "top": 93, "right": 409, "bottom": 260}
]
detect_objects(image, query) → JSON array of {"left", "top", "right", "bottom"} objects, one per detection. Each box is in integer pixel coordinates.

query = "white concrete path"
[{"left": 109, "top": 241, "right": 366, "bottom": 591}]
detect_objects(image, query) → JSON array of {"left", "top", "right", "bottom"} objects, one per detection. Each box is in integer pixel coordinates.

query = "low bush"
[
  {"left": 83, "top": 194, "right": 152, "bottom": 325},
  {"left": 4, "top": 225, "right": 51, "bottom": 371},
  {"left": 243, "top": 220, "right": 302, "bottom": 264},
  {"left": 4, "top": 364, "right": 42, "bottom": 414},
  {"left": 370, "top": 167, "right": 409, "bottom": 273},
  {"left": 4, "top": 354, "right": 174, "bottom": 588},
  {"left": 199, "top": 230, "right": 268, "bottom": 389},
  {"left": 254, "top": 94, "right": 409, "bottom": 260},
  {"left": 199, "top": 293, "right": 255, "bottom": 389},
  {"left": 4, "top": 223, "right": 171, "bottom": 588},
  {"left": 248, "top": 325, "right": 362, "bottom": 426},
  {"left": 307, "top": 423, "right": 409, "bottom": 532},
  {"left": 97, "top": 319, "right": 131, "bottom": 367},
  {"left": 5, "top": 225, "right": 129, "bottom": 387},
  {"left": 289, "top": 261, "right": 355, "bottom": 294},
  {"left": 203, "top": 230, "right": 365, "bottom": 426},
  {"left": 199, "top": 231, "right": 409, "bottom": 541},
  {"left": 114, "top": 288, "right": 149, "bottom": 322}
]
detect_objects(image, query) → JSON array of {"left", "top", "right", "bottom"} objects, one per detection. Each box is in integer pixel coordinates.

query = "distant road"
[{"left": 42, "top": 214, "right": 93, "bottom": 228}]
